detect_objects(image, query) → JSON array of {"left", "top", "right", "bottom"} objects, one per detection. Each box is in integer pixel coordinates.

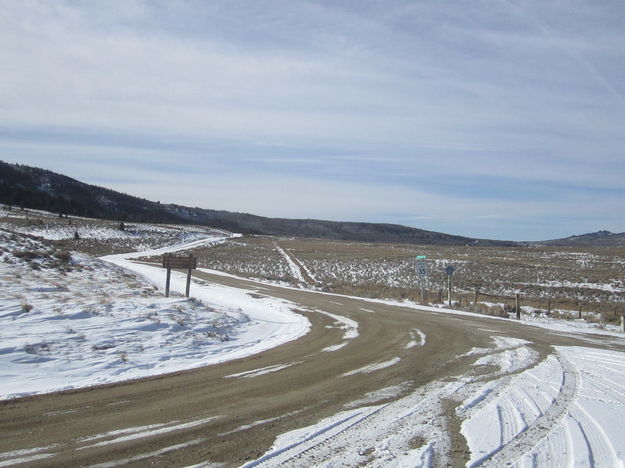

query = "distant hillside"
[
  {"left": 0, "top": 161, "right": 187, "bottom": 224},
  {"left": 0, "top": 161, "right": 514, "bottom": 246},
  {"left": 540, "top": 230, "right": 625, "bottom": 247}
]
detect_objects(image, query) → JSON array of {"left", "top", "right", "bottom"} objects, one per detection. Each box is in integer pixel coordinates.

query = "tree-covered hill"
[{"left": 0, "top": 160, "right": 515, "bottom": 246}]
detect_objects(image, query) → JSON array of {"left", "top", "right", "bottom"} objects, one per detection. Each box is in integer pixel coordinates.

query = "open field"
[
  {"left": 0, "top": 205, "right": 228, "bottom": 256},
  {"left": 191, "top": 236, "right": 625, "bottom": 326},
  {"left": 3, "top": 206, "right": 623, "bottom": 328}
]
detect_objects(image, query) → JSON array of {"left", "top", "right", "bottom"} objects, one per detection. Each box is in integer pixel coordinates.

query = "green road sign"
[{"left": 416, "top": 255, "right": 427, "bottom": 260}]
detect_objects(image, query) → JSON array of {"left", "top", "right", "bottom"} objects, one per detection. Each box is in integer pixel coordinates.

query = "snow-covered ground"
[
  {"left": 0, "top": 228, "right": 309, "bottom": 400},
  {"left": 461, "top": 346, "right": 625, "bottom": 467},
  {"left": 2, "top": 211, "right": 625, "bottom": 467}
]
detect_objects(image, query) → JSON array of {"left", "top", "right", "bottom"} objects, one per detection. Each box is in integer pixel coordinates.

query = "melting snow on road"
[{"left": 244, "top": 336, "right": 625, "bottom": 467}]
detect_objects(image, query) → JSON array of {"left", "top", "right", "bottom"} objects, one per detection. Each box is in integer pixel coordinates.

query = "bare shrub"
[
  {"left": 169, "top": 314, "right": 186, "bottom": 326},
  {"left": 13, "top": 250, "right": 43, "bottom": 260},
  {"left": 53, "top": 250, "right": 72, "bottom": 262}
]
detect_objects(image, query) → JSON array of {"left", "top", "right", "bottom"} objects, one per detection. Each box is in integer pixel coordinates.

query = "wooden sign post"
[{"left": 162, "top": 253, "right": 197, "bottom": 298}]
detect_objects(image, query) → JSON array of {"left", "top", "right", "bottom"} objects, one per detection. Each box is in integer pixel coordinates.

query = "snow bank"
[
  {"left": 0, "top": 229, "right": 309, "bottom": 400},
  {"left": 460, "top": 346, "right": 625, "bottom": 467}
]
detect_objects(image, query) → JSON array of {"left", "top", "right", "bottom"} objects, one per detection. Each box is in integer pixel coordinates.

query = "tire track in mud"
[{"left": 479, "top": 352, "right": 580, "bottom": 468}]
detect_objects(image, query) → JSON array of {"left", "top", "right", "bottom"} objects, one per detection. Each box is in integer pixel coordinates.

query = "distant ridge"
[
  {"left": 540, "top": 230, "right": 625, "bottom": 247},
  {"left": 0, "top": 160, "right": 515, "bottom": 246}
]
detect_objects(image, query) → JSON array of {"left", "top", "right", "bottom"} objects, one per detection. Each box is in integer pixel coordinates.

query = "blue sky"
[{"left": 1, "top": 0, "right": 624, "bottom": 241}]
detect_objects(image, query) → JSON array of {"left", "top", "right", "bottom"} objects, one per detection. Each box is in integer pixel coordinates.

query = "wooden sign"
[
  {"left": 162, "top": 254, "right": 197, "bottom": 270},
  {"left": 162, "top": 253, "right": 197, "bottom": 297}
]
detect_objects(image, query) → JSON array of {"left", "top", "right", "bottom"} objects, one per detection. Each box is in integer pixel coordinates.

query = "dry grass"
[{"left": 189, "top": 235, "right": 625, "bottom": 323}]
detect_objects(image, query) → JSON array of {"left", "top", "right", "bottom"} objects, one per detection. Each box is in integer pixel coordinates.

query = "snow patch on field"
[{"left": 274, "top": 244, "right": 305, "bottom": 283}]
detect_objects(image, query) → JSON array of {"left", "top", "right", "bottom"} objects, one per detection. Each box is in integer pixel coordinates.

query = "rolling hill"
[
  {"left": 539, "top": 230, "right": 625, "bottom": 247},
  {"left": 1, "top": 160, "right": 514, "bottom": 246}
]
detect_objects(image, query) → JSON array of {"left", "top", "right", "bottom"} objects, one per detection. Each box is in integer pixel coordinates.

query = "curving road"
[{"left": 1, "top": 268, "right": 624, "bottom": 467}]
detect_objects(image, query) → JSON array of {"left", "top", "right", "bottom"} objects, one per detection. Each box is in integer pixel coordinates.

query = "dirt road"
[{"left": 1, "top": 270, "right": 623, "bottom": 467}]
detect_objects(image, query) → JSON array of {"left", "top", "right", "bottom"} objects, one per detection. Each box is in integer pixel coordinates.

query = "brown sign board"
[{"left": 162, "top": 254, "right": 197, "bottom": 270}]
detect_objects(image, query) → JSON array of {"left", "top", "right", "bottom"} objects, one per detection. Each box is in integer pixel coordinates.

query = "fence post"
[
  {"left": 165, "top": 267, "right": 171, "bottom": 298},
  {"left": 474, "top": 289, "right": 479, "bottom": 304},
  {"left": 515, "top": 293, "right": 520, "bottom": 320},
  {"left": 621, "top": 314, "right": 624, "bottom": 333},
  {"left": 578, "top": 302, "right": 582, "bottom": 319},
  {"left": 185, "top": 269, "right": 192, "bottom": 297},
  {"left": 547, "top": 298, "right": 551, "bottom": 315}
]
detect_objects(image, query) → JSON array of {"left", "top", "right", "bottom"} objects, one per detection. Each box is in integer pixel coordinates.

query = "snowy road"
[{"left": 1, "top": 235, "right": 625, "bottom": 467}]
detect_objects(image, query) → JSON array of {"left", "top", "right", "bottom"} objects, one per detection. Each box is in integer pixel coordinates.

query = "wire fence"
[{"left": 416, "top": 286, "right": 624, "bottom": 327}]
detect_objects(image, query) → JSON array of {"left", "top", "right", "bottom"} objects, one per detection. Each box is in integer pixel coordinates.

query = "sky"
[{"left": 1, "top": 0, "right": 624, "bottom": 241}]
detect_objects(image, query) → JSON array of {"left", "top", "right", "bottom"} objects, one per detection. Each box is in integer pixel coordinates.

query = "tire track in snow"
[
  {"left": 241, "top": 404, "right": 390, "bottom": 467},
  {"left": 244, "top": 380, "right": 463, "bottom": 467},
  {"left": 566, "top": 402, "right": 620, "bottom": 466},
  {"left": 479, "top": 352, "right": 579, "bottom": 468},
  {"left": 274, "top": 243, "right": 311, "bottom": 285}
]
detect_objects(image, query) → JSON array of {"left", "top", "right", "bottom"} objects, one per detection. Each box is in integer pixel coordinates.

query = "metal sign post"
[
  {"left": 415, "top": 255, "right": 429, "bottom": 303},
  {"left": 445, "top": 265, "right": 455, "bottom": 307},
  {"left": 162, "top": 253, "right": 197, "bottom": 298}
]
